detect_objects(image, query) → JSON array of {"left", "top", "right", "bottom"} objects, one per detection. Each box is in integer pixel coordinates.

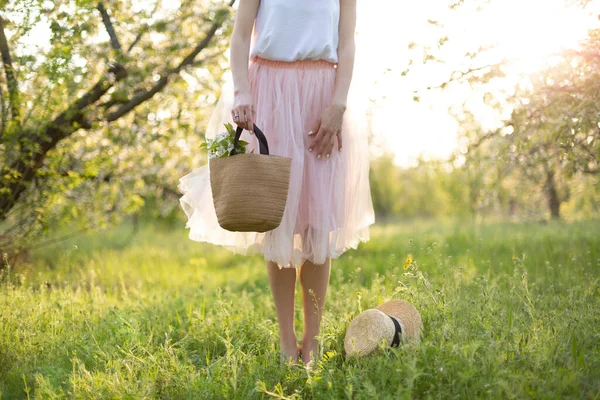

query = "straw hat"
[{"left": 344, "top": 300, "right": 422, "bottom": 357}]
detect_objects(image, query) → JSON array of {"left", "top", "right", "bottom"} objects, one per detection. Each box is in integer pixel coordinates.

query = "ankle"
[
  {"left": 302, "top": 334, "right": 318, "bottom": 346},
  {"left": 279, "top": 336, "right": 300, "bottom": 363},
  {"left": 301, "top": 335, "right": 319, "bottom": 354},
  {"left": 280, "top": 330, "right": 297, "bottom": 344},
  {"left": 300, "top": 339, "right": 319, "bottom": 365}
]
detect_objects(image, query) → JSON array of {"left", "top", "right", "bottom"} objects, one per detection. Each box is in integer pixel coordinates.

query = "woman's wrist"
[
  {"left": 329, "top": 101, "right": 347, "bottom": 112},
  {"left": 330, "top": 92, "right": 348, "bottom": 110}
]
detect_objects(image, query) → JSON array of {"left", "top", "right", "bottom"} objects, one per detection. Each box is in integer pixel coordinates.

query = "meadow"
[{"left": 0, "top": 218, "right": 599, "bottom": 399}]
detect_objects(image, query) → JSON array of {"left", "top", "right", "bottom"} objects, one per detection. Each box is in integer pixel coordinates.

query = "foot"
[
  {"left": 279, "top": 338, "right": 300, "bottom": 366},
  {"left": 300, "top": 337, "right": 319, "bottom": 366},
  {"left": 280, "top": 352, "right": 298, "bottom": 366}
]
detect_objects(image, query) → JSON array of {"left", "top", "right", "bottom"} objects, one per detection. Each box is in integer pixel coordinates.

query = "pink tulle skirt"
[{"left": 178, "top": 57, "right": 375, "bottom": 268}]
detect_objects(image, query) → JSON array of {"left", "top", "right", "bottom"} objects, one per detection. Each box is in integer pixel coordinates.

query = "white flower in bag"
[{"left": 201, "top": 122, "right": 249, "bottom": 159}]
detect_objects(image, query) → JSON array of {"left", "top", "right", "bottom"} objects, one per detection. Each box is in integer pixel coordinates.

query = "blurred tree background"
[
  {"left": 0, "top": 0, "right": 598, "bottom": 266},
  {"left": 0, "top": 0, "right": 234, "bottom": 263},
  {"left": 370, "top": 0, "right": 599, "bottom": 223}
]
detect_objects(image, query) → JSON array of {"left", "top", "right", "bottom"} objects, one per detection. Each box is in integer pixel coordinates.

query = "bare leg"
[
  {"left": 266, "top": 260, "right": 299, "bottom": 363},
  {"left": 299, "top": 257, "right": 331, "bottom": 365}
]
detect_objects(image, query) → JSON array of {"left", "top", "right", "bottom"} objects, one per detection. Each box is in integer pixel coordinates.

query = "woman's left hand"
[{"left": 309, "top": 103, "right": 346, "bottom": 159}]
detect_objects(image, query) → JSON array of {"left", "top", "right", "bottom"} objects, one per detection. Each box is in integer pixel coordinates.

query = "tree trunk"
[{"left": 545, "top": 169, "right": 561, "bottom": 219}]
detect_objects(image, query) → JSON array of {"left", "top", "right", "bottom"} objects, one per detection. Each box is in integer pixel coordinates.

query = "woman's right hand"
[{"left": 231, "top": 90, "right": 255, "bottom": 132}]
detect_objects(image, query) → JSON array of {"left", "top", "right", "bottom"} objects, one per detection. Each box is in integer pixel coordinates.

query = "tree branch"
[
  {"left": 106, "top": 8, "right": 230, "bottom": 122},
  {"left": 427, "top": 61, "right": 505, "bottom": 90},
  {"left": 0, "top": 62, "right": 127, "bottom": 217},
  {"left": 466, "top": 130, "right": 500, "bottom": 152},
  {"left": 582, "top": 166, "right": 599, "bottom": 174},
  {"left": 126, "top": 28, "right": 146, "bottom": 54},
  {"left": 20, "top": 80, "right": 53, "bottom": 130},
  {"left": 97, "top": 2, "right": 123, "bottom": 53},
  {"left": 190, "top": 51, "right": 222, "bottom": 67},
  {"left": 0, "top": 77, "right": 6, "bottom": 137},
  {"left": 98, "top": 51, "right": 221, "bottom": 111},
  {"left": 0, "top": 15, "right": 20, "bottom": 121},
  {"left": 126, "top": 0, "right": 162, "bottom": 54}
]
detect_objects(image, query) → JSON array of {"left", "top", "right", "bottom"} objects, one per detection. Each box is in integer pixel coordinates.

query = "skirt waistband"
[{"left": 251, "top": 56, "right": 337, "bottom": 69}]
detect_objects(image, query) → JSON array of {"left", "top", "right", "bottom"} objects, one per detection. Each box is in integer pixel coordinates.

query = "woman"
[{"left": 178, "top": 0, "right": 375, "bottom": 365}]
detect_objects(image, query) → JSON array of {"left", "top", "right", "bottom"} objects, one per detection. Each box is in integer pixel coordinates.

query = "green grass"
[{"left": 1, "top": 219, "right": 599, "bottom": 399}]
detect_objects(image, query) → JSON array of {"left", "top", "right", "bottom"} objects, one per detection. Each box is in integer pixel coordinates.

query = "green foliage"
[
  {"left": 369, "top": 154, "right": 457, "bottom": 219},
  {"left": 0, "top": 219, "right": 599, "bottom": 398},
  {"left": 505, "top": 30, "right": 600, "bottom": 178},
  {"left": 369, "top": 154, "right": 403, "bottom": 218},
  {"left": 0, "top": 0, "right": 235, "bottom": 252},
  {"left": 453, "top": 28, "right": 600, "bottom": 220},
  {"left": 366, "top": 147, "right": 596, "bottom": 222}
]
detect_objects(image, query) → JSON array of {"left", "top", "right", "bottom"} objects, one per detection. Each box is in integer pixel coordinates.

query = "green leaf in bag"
[{"left": 224, "top": 122, "right": 236, "bottom": 136}]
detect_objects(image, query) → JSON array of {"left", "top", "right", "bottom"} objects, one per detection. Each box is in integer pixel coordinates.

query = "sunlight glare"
[{"left": 355, "top": 0, "right": 599, "bottom": 166}]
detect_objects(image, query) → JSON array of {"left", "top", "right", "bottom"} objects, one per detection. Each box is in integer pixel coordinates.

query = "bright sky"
[
  {"left": 353, "top": 0, "right": 600, "bottom": 166},
  {"left": 14, "top": 0, "right": 600, "bottom": 166}
]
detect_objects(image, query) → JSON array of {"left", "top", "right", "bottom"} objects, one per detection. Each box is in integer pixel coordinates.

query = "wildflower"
[{"left": 403, "top": 254, "right": 414, "bottom": 270}]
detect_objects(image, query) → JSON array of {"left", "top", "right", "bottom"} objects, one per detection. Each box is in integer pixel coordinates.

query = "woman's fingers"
[
  {"left": 231, "top": 90, "right": 255, "bottom": 131},
  {"left": 309, "top": 103, "right": 345, "bottom": 159},
  {"left": 310, "top": 125, "right": 337, "bottom": 159},
  {"left": 308, "top": 121, "right": 319, "bottom": 154},
  {"left": 311, "top": 127, "right": 325, "bottom": 157},
  {"left": 231, "top": 107, "right": 243, "bottom": 128},
  {"left": 240, "top": 106, "right": 250, "bottom": 130},
  {"left": 309, "top": 126, "right": 322, "bottom": 156},
  {"left": 320, "top": 130, "right": 335, "bottom": 159},
  {"left": 231, "top": 105, "right": 253, "bottom": 130},
  {"left": 244, "top": 104, "right": 254, "bottom": 131}
]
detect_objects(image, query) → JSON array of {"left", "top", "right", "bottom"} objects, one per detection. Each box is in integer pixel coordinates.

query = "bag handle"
[{"left": 232, "top": 124, "right": 270, "bottom": 155}]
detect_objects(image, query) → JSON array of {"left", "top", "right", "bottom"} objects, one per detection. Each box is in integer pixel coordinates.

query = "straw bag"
[{"left": 209, "top": 124, "right": 292, "bottom": 232}]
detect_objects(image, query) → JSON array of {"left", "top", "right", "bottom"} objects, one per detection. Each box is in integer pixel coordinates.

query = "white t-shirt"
[{"left": 249, "top": 0, "right": 340, "bottom": 63}]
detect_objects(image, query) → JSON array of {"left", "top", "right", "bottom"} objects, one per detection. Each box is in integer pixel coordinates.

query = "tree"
[
  {"left": 500, "top": 29, "right": 600, "bottom": 218},
  {"left": 0, "top": 0, "right": 235, "bottom": 260},
  {"left": 406, "top": 1, "right": 600, "bottom": 221}
]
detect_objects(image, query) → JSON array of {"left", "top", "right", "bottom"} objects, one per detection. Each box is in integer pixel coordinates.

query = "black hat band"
[{"left": 387, "top": 315, "right": 402, "bottom": 347}]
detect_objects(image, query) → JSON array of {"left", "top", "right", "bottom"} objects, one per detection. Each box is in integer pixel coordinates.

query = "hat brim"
[
  {"left": 344, "top": 309, "right": 396, "bottom": 357},
  {"left": 375, "top": 300, "right": 422, "bottom": 344}
]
